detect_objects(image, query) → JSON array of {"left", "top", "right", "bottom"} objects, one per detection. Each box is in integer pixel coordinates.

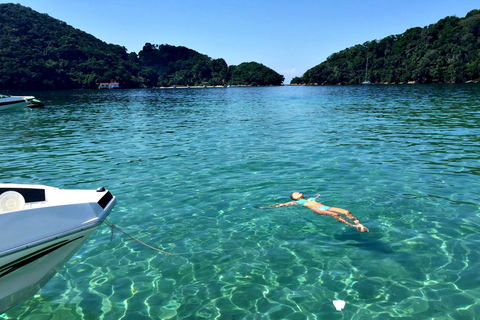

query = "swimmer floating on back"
[{"left": 261, "top": 192, "right": 369, "bottom": 232}]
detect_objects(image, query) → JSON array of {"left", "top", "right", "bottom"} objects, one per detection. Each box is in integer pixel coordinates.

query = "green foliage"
[
  {"left": 293, "top": 9, "right": 480, "bottom": 85},
  {"left": 0, "top": 3, "right": 284, "bottom": 90},
  {"left": 0, "top": 3, "right": 139, "bottom": 89},
  {"left": 232, "top": 62, "right": 284, "bottom": 86},
  {"left": 138, "top": 44, "right": 283, "bottom": 87},
  {"left": 138, "top": 43, "right": 228, "bottom": 86}
]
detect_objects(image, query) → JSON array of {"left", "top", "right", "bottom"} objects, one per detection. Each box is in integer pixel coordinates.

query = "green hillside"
[
  {"left": 292, "top": 9, "right": 480, "bottom": 85},
  {"left": 138, "top": 43, "right": 227, "bottom": 87},
  {"left": 232, "top": 62, "right": 285, "bottom": 86},
  {"left": 0, "top": 3, "right": 140, "bottom": 89},
  {"left": 0, "top": 3, "right": 284, "bottom": 90}
]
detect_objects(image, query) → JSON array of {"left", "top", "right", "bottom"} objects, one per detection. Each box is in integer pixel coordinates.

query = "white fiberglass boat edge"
[{"left": 0, "top": 184, "right": 116, "bottom": 314}]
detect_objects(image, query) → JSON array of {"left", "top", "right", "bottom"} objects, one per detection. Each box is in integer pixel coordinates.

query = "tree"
[
  {"left": 0, "top": 3, "right": 286, "bottom": 90},
  {"left": 294, "top": 9, "right": 480, "bottom": 85},
  {"left": 232, "top": 62, "right": 284, "bottom": 86}
]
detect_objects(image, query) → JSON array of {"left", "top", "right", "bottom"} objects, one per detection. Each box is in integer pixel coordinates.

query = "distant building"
[{"left": 99, "top": 82, "right": 120, "bottom": 89}]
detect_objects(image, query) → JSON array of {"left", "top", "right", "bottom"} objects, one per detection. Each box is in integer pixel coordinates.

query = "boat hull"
[
  {"left": 0, "top": 184, "right": 116, "bottom": 314},
  {"left": 0, "top": 96, "right": 35, "bottom": 111},
  {"left": 0, "top": 229, "right": 95, "bottom": 313}
]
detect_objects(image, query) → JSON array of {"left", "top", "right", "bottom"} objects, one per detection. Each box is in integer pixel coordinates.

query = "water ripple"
[{"left": 1, "top": 85, "right": 480, "bottom": 319}]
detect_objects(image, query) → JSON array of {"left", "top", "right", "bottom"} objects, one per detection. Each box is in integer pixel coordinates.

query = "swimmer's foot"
[{"left": 354, "top": 223, "right": 369, "bottom": 232}]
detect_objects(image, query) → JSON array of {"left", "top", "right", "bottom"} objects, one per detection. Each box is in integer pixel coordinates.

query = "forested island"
[
  {"left": 139, "top": 44, "right": 284, "bottom": 87},
  {"left": 292, "top": 9, "right": 480, "bottom": 85},
  {"left": 0, "top": 3, "right": 284, "bottom": 90},
  {"left": 3, "top": 3, "right": 480, "bottom": 89}
]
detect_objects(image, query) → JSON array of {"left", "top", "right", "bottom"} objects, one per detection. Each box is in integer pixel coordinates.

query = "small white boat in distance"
[
  {"left": 0, "top": 95, "right": 35, "bottom": 111},
  {"left": 0, "top": 184, "right": 117, "bottom": 314}
]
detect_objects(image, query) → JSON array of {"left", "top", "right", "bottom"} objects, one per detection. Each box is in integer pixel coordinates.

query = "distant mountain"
[
  {"left": 0, "top": 3, "right": 284, "bottom": 90},
  {"left": 291, "top": 9, "right": 480, "bottom": 85}
]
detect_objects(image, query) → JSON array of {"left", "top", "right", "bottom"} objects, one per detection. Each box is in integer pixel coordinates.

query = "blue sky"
[{"left": 3, "top": 0, "right": 480, "bottom": 83}]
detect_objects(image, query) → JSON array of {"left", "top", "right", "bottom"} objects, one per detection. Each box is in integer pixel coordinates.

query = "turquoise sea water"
[{"left": 1, "top": 85, "right": 479, "bottom": 319}]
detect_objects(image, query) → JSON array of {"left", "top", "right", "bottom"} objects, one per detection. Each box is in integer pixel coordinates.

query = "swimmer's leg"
[
  {"left": 328, "top": 208, "right": 369, "bottom": 232},
  {"left": 314, "top": 208, "right": 369, "bottom": 232},
  {"left": 313, "top": 209, "right": 355, "bottom": 227},
  {"left": 328, "top": 207, "right": 359, "bottom": 223}
]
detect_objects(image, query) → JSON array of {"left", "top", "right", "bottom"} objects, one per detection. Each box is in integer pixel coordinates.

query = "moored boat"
[
  {"left": 0, "top": 184, "right": 116, "bottom": 314},
  {"left": 0, "top": 95, "right": 35, "bottom": 111}
]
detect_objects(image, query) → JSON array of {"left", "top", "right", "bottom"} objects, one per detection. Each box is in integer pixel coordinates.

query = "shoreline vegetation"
[
  {"left": 157, "top": 79, "right": 480, "bottom": 89},
  {"left": 0, "top": 4, "right": 284, "bottom": 90},
  {"left": 292, "top": 9, "right": 480, "bottom": 86},
  {"left": 288, "top": 80, "right": 480, "bottom": 86},
  {"left": 1, "top": 4, "right": 480, "bottom": 90},
  {"left": 153, "top": 84, "right": 283, "bottom": 89}
]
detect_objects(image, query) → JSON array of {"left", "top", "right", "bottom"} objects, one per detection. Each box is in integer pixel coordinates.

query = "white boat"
[
  {"left": 0, "top": 184, "right": 117, "bottom": 314},
  {"left": 0, "top": 95, "right": 35, "bottom": 111}
]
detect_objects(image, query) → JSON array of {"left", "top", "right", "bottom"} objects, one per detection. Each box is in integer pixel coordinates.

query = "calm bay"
[{"left": 1, "top": 84, "right": 479, "bottom": 319}]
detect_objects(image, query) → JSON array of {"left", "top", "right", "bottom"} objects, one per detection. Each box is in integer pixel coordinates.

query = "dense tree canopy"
[
  {"left": 232, "top": 62, "right": 285, "bottom": 86},
  {"left": 0, "top": 3, "right": 139, "bottom": 89},
  {"left": 292, "top": 9, "right": 480, "bottom": 85},
  {"left": 0, "top": 3, "right": 283, "bottom": 90},
  {"left": 137, "top": 45, "right": 284, "bottom": 87},
  {"left": 138, "top": 43, "right": 231, "bottom": 87}
]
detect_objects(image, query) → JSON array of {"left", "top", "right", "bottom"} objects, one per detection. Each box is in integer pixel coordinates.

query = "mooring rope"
[
  {"left": 104, "top": 219, "right": 221, "bottom": 256},
  {"left": 104, "top": 219, "right": 172, "bottom": 256}
]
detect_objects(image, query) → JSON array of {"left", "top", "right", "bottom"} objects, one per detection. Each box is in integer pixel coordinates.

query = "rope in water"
[
  {"left": 104, "top": 219, "right": 220, "bottom": 256},
  {"left": 104, "top": 219, "right": 172, "bottom": 256}
]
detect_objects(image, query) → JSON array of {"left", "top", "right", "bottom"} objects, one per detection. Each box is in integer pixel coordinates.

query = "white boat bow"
[
  {"left": 0, "top": 184, "right": 116, "bottom": 314},
  {"left": 0, "top": 95, "right": 35, "bottom": 111}
]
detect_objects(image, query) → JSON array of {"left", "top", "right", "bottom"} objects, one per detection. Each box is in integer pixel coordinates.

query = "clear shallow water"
[{"left": 1, "top": 85, "right": 479, "bottom": 319}]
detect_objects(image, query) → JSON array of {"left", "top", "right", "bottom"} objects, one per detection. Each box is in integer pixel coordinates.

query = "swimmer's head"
[{"left": 291, "top": 192, "right": 304, "bottom": 200}]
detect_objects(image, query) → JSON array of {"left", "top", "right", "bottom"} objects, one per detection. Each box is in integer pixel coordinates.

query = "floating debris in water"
[{"left": 333, "top": 300, "right": 345, "bottom": 311}]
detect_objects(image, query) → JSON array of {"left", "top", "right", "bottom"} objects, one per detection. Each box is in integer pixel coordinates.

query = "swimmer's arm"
[{"left": 259, "top": 201, "right": 297, "bottom": 209}]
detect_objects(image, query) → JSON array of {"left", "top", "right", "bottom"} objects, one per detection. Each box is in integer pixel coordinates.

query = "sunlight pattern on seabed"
[{"left": 1, "top": 84, "right": 479, "bottom": 319}]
